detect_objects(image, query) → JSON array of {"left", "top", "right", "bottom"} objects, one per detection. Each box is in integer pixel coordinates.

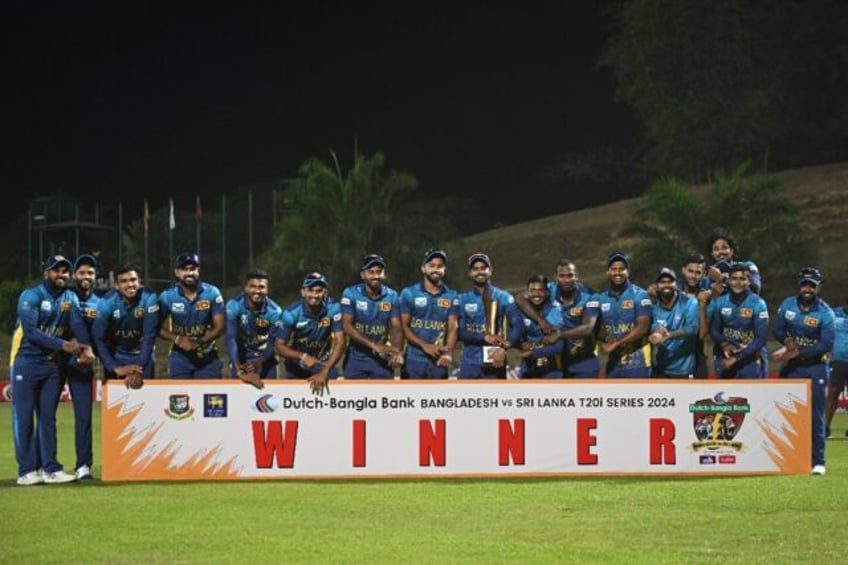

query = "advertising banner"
[{"left": 102, "top": 380, "right": 811, "bottom": 481}]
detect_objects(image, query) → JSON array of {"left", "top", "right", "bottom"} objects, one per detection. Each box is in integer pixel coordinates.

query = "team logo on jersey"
[
  {"left": 689, "top": 391, "right": 749, "bottom": 454},
  {"left": 83, "top": 307, "right": 97, "bottom": 318},
  {"left": 172, "top": 303, "right": 186, "bottom": 313},
  {"left": 256, "top": 318, "right": 270, "bottom": 328},
  {"left": 804, "top": 316, "right": 819, "bottom": 327},
  {"left": 569, "top": 306, "right": 583, "bottom": 317},
  {"left": 740, "top": 308, "right": 753, "bottom": 318},
  {"left": 203, "top": 394, "right": 228, "bottom": 418},
  {"left": 164, "top": 394, "right": 194, "bottom": 420},
  {"left": 622, "top": 300, "right": 633, "bottom": 309},
  {"left": 465, "top": 303, "right": 479, "bottom": 313},
  {"left": 197, "top": 300, "right": 211, "bottom": 310},
  {"left": 379, "top": 302, "right": 391, "bottom": 312},
  {"left": 134, "top": 307, "right": 144, "bottom": 318},
  {"left": 60, "top": 301, "right": 72, "bottom": 312},
  {"left": 437, "top": 298, "right": 451, "bottom": 308}
]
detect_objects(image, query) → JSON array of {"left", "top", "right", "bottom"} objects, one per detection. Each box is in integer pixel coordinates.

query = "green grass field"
[{"left": 2, "top": 403, "right": 848, "bottom": 563}]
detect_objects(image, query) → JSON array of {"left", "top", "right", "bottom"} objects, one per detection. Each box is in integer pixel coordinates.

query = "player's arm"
[{"left": 514, "top": 290, "right": 552, "bottom": 334}]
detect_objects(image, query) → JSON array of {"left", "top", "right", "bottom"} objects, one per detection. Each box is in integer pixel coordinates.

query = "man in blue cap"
[
  {"left": 157, "top": 252, "right": 226, "bottom": 378},
  {"left": 399, "top": 248, "right": 459, "bottom": 379},
  {"left": 573, "top": 252, "right": 653, "bottom": 378},
  {"left": 341, "top": 254, "right": 405, "bottom": 379},
  {"left": 64, "top": 253, "right": 103, "bottom": 480},
  {"left": 274, "top": 272, "right": 344, "bottom": 395},
  {"left": 772, "top": 267, "right": 835, "bottom": 476},
  {"left": 11, "top": 255, "right": 94, "bottom": 485},
  {"left": 457, "top": 252, "right": 523, "bottom": 379}
]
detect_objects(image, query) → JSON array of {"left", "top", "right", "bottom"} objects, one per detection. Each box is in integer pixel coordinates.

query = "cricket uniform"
[
  {"left": 551, "top": 283, "right": 600, "bottom": 378},
  {"left": 62, "top": 287, "right": 102, "bottom": 473},
  {"left": 276, "top": 299, "right": 342, "bottom": 379},
  {"left": 829, "top": 307, "right": 848, "bottom": 395},
  {"left": 10, "top": 281, "right": 90, "bottom": 477},
  {"left": 158, "top": 281, "right": 226, "bottom": 378},
  {"left": 773, "top": 295, "right": 835, "bottom": 468},
  {"left": 399, "top": 281, "right": 459, "bottom": 379},
  {"left": 651, "top": 293, "right": 700, "bottom": 378},
  {"left": 458, "top": 284, "right": 523, "bottom": 379},
  {"left": 708, "top": 290, "right": 769, "bottom": 378},
  {"left": 225, "top": 293, "right": 284, "bottom": 378},
  {"left": 585, "top": 281, "right": 653, "bottom": 378},
  {"left": 93, "top": 287, "right": 159, "bottom": 377},
  {"left": 340, "top": 283, "right": 401, "bottom": 379},
  {"left": 517, "top": 300, "right": 564, "bottom": 378}
]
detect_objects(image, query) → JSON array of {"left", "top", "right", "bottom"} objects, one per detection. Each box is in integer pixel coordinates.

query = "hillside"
[{"left": 452, "top": 162, "right": 848, "bottom": 305}]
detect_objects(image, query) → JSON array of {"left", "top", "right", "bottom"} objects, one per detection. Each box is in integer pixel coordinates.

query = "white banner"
[{"left": 102, "top": 380, "right": 811, "bottom": 481}]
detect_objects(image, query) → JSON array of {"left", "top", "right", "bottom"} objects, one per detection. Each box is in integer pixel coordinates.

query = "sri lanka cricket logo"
[{"left": 689, "top": 392, "right": 750, "bottom": 452}]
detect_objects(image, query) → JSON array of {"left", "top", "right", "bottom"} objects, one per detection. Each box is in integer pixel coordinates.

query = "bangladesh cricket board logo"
[
  {"left": 164, "top": 394, "right": 195, "bottom": 420},
  {"left": 689, "top": 392, "right": 750, "bottom": 452}
]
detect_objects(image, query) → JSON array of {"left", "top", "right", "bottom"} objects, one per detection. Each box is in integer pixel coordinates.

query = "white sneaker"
[
  {"left": 811, "top": 465, "right": 826, "bottom": 476},
  {"left": 17, "top": 470, "right": 44, "bottom": 486},
  {"left": 75, "top": 465, "right": 93, "bottom": 480},
  {"left": 43, "top": 469, "right": 77, "bottom": 484}
]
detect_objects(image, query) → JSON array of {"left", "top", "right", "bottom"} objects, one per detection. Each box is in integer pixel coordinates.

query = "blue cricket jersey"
[
  {"left": 276, "top": 299, "right": 343, "bottom": 374},
  {"left": 550, "top": 283, "right": 598, "bottom": 365},
  {"left": 399, "top": 281, "right": 459, "bottom": 364},
  {"left": 225, "top": 293, "right": 283, "bottom": 376},
  {"left": 584, "top": 280, "right": 653, "bottom": 372},
  {"left": 651, "top": 293, "right": 700, "bottom": 377},
  {"left": 832, "top": 306, "right": 848, "bottom": 362},
  {"left": 93, "top": 287, "right": 159, "bottom": 375},
  {"left": 158, "top": 281, "right": 226, "bottom": 362},
  {"left": 517, "top": 300, "right": 564, "bottom": 377},
  {"left": 340, "top": 282, "right": 401, "bottom": 361},
  {"left": 10, "top": 281, "right": 90, "bottom": 372},
  {"left": 458, "top": 284, "right": 523, "bottom": 369},
  {"left": 773, "top": 295, "right": 835, "bottom": 366},
  {"left": 709, "top": 290, "right": 769, "bottom": 369}
]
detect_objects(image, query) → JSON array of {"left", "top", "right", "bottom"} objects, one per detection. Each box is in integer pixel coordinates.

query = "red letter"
[
  {"left": 498, "top": 419, "right": 525, "bottom": 466},
  {"left": 419, "top": 419, "right": 446, "bottom": 466},
  {"left": 576, "top": 418, "right": 598, "bottom": 465},
  {"left": 252, "top": 420, "right": 299, "bottom": 468},
  {"left": 649, "top": 418, "right": 676, "bottom": 464},
  {"left": 352, "top": 419, "right": 366, "bottom": 467}
]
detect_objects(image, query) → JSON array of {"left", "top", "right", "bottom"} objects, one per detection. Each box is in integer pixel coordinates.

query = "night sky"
[{"left": 5, "top": 3, "right": 635, "bottom": 227}]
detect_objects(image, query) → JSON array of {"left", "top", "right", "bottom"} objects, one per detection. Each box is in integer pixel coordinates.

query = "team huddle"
[{"left": 10, "top": 227, "right": 847, "bottom": 482}]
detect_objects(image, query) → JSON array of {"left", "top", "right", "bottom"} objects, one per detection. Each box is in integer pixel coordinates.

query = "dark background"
[{"left": 4, "top": 3, "right": 636, "bottom": 229}]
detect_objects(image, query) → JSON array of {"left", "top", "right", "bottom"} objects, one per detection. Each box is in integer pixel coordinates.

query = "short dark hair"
[
  {"left": 244, "top": 268, "right": 270, "bottom": 282},
  {"left": 526, "top": 273, "right": 549, "bottom": 287},
  {"left": 684, "top": 253, "right": 706, "bottom": 266},
  {"left": 114, "top": 262, "right": 142, "bottom": 278}
]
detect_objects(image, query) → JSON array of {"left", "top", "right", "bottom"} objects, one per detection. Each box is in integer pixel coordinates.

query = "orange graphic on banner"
[
  {"left": 758, "top": 396, "right": 811, "bottom": 474},
  {"left": 102, "top": 398, "right": 240, "bottom": 481}
]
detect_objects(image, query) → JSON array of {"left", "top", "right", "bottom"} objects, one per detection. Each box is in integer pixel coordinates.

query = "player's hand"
[
  {"left": 239, "top": 370, "right": 265, "bottom": 390},
  {"left": 308, "top": 372, "right": 329, "bottom": 396},
  {"left": 124, "top": 373, "right": 144, "bottom": 390}
]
